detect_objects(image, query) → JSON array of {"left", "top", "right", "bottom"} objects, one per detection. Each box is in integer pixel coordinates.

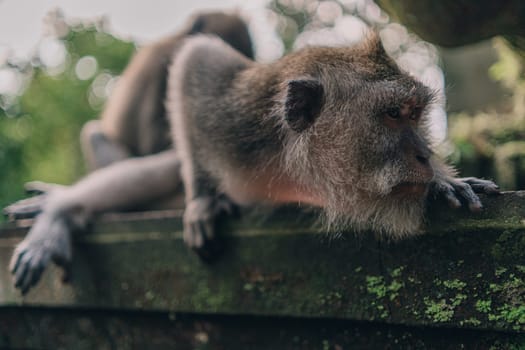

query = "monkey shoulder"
[{"left": 168, "top": 35, "right": 253, "bottom": 99}]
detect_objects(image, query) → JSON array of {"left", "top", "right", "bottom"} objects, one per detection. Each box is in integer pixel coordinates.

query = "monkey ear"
[
  {"left": 284, "top": 78, "right": 324, "bottom": 132},
  {"left": 366, "top": 32, "right": 386, "bottom": 54},
  {"left": 361, "top": 32, "right": 392, "bottom": 64}
]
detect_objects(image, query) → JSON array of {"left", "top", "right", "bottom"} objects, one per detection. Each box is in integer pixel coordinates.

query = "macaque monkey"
[
  {"left": 6, "top": 15, "right": 498, "bottom": 294},
  {"left": 6, "top": 11, "right": 254, "bottom": 293}
]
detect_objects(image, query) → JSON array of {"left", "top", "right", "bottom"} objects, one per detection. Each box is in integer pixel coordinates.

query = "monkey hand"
[
  {"left": 10, "top": 209, "right": 73, "bottom": 295},
  {"left": 3, "top": 181, "right": 66, "bottom": 221},
  {"left": 183, "top": 195, "right": 237, "bottom": 261},
  {"left": 430, "top": 176, "right": 500, "bottom": 212}
]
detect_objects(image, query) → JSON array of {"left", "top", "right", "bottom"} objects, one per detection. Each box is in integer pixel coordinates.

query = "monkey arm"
[
  {"left": 429, "top": 157, "right": 500, "bottom": 211},
  {"left": 9, "top": 150, "right": 181, "bottom": 294},
  {"left": 57, "top": 150, "right": 181, "bottom": 213},
  {"left": 167, "top": 35, "right": 253, "bottom": 258}
]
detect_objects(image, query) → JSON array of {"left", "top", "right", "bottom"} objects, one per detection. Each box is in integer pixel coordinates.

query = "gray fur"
[{"left": 167, "top": 34, "right": 442, "bottom": 239}]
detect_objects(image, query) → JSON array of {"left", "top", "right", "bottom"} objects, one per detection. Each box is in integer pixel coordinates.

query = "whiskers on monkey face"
[{"left": 319, "top": 181, "right": 427, "bottom": 239}]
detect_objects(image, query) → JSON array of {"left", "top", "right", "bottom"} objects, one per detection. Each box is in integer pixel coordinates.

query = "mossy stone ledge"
[{"left": 1, "top": 191, "right": 525, "bottom": 348}]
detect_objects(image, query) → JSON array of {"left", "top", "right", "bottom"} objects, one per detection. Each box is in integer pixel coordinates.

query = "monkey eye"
[{"left": 385, "top": 108, "right": 400, "bottom": 120}]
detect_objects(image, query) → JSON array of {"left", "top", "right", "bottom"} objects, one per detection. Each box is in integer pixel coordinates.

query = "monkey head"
[
  {"left": 279, "top": 33, "right": 437, "bottom": 237},
  {"left": 186, "top": 12, "right": 254, "bottom": 59}
]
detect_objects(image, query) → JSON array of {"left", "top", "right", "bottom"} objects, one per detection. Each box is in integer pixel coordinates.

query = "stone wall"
[{"left": 1, "top": 192, "right": 525, "bottom": 348}]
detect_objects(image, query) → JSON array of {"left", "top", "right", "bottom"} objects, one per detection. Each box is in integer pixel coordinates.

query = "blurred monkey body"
[
  {"left": 8, "top": 11, "right": 256, "bottom": 293},
  {"left": 83, "top": 12, "right": 254, "bottom": 167},
  {"left": 7, "top": 13, "right": 499, "bottom": 294}
]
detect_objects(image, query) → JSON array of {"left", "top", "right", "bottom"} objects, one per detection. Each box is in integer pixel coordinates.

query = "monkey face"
[
  {"left": 302, "top": 95, "right": 434, "bottom": 236},
  {"left": 304, "top": 71, "right": 436, "bottom": 198},
  {"left": 280, "top": 36, "right": 437, "bottom": 236},
  {"left": 355, "top": 80, "right": 435, "bottom": 198}
]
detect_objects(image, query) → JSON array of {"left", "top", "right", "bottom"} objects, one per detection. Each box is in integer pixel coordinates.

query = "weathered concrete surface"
[{"left": 1, "top": 192, "right": 525, "bottom": 343}]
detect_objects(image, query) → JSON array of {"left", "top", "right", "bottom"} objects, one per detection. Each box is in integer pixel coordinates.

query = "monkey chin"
[
  {"left": 321, "top": 185, "right": 428, "bottom": 240},
  {"left": 357, "top": 195, "right": 427, "bottom": 239}
]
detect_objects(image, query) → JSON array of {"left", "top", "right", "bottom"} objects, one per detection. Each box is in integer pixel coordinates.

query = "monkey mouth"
[{"left": 391, "top": 182, "right": 429, "bottom": 197}]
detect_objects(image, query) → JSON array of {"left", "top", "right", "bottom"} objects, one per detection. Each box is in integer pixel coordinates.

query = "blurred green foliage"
[
  {"left": 449, "top": 40, "right": 525, "bottom": 190},
  {"left": 0, "top": 24, "right": 135, "bottom": 212}
]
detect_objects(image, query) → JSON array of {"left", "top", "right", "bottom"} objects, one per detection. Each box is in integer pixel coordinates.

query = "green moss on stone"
[
  {"left": 462, "top": 318, "right": 482, "bottom": 327},
  {"left": 491, "top": 230, "right": 525, "bottom": 262},
  {"left": 443, "top": 279, "right": 467, "bottom": 290},
  {"left": 424, "top": 298, "right": 455, "bottom": 323},
  {"left": 476, "top": 300, "right": 492, "bottom": 313}
]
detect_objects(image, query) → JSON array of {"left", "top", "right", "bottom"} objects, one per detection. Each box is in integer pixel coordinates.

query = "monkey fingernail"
[
  {"left": 447, "top": 196, "right": 461, "bottom": 208},
  {"left": 487, "top": 187, "right": 501, "bottom": 195},
  {"left": 469, "top": 202, "right": 483, "bottom": 212}
]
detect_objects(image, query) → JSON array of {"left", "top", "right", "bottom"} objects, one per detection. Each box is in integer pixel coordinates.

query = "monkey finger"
[
  {"left": 20, "top": 261, "right": 44, "bottom": 295},
  {"left": 442, "top": 189, "right": 461, "bottom": 209},
  {"left": 469, "top": 184, "right": 500, "bottom": 195},
  {"left": 29, "top": 264, "right": 45, "bottom": 290},
  {"left": 3, "top": 196, "right": 45, "bottom": 220},
  {"left": 460, "top": 178, "right": 500, "bottom": 195},
  {"left": 15, "top": 247, "right": 50, "bottom": 293},
  {"left": 13, "top": 254, "right": 31, "bottom": 290},
  {"left": 184, "top": 222, "right": 203, "bottom": 248},
  {"left": 194, "top": 222, "right": 206, "bottom": 248},
  {"left": 455, "top": 183, "right": 483, "bottom": 212},
  {"left": 460, "top": 177, "right": 491, "bottom": 185},
  {"left": 182, "top": 224, "right": 194, "bottom": 247},
  {"left": 476, "top": 182, "right": 500, "bottom": 195},
  {"left": 485, "top": 183, "right": 500, "bottom": 195},
  {"left": 202, "top": 220, "right": 216, "bottom": 240},
  {"left": 9, "top": 249, "right": 24, "bottom": 274},
  {"left": 24, "top": 181, "right": 65, "bottom": 195},
  {"left": 52, "top": 254, "right": 72, "bottom": 283}
]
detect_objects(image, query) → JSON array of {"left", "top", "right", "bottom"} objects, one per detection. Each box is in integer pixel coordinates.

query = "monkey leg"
[
  {"left": 80, "top": 120, "right": 131, "bottom": 171},
  {"left": 10, "top": 150, "right": 181, "bottom": 294},
  {"left": 179, "top": 157, "right": 237, "bottom": 261},
  {"left": 183, "top": 193, "right": 237, "bottom": 261}
]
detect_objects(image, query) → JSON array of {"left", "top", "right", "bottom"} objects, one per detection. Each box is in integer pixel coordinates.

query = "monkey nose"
[{"left": 414, "top": 153, "right": 434, "bottom": 182}]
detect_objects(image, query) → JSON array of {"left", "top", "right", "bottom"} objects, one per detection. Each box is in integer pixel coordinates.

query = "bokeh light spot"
[{"left": 75, "top": 55, "right": 98, "bottom": 81}]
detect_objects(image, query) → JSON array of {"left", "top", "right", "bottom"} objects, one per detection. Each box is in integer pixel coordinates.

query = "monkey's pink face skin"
[{"left": 383, "top": 97, "right": 434, "bottom": 197}]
